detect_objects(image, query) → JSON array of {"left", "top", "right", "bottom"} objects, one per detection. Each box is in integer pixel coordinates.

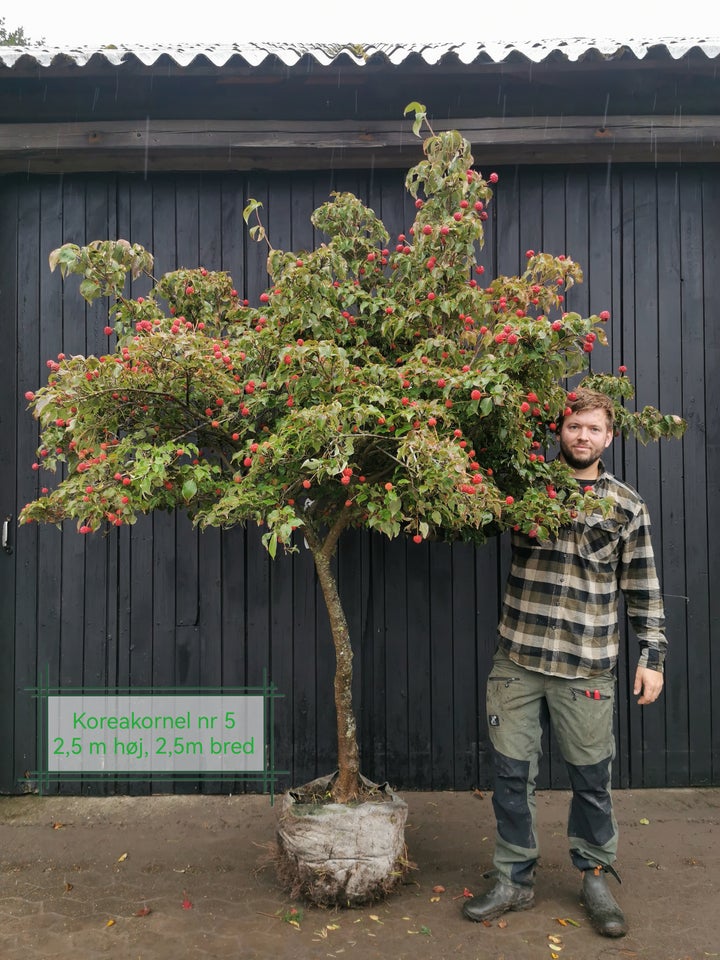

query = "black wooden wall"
[{"left": 0, "top": 163, "right": 717, "bottom": 794}]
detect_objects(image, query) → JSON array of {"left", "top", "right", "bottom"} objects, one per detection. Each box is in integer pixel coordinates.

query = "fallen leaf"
[
  {"left": 287, "top": 919, "right": 300, "bottom": 929},
  {"left": 463, "top": 887, "right": 474, "bottom": 898},
  {"left": 52, "top": 822, "right": 64, "bottom": 830},
  {"left": 473, "top": 789, "right": 485, "bottom": 799},
  {"left": 182, "top": 897, "right": 192, "bottom": 910},
  {"left": 117, "top": 852, "right": 128, "bottom": 862},
  {"left": 105, "top": 918, "right": 115, "bottom": 928},
  {"left": 369, "top": 914, "right": 383, "bottom": 924},
  {"left": 548, "top": 935, "right": 563, "bottom": 944},
  {"left": 430, "top": 896, "right": 440, "bottom": 903},
  {"left": 327, "top": 923, "right": 340, "bottom": 930},
  {"left": 639, "top": 818, "right": 650, "bottom": 825},
  {"left": 432, "top": 884, "right": 445, "bottom": 894},
  {"left": 419, "top": 925, "right": 431, "bottom": 935},
  {"left": 497, "top": 918, "right": 508, "bottom": 928},
  {"left": 555, "top": 918, "right": 568, "bottom": 926},
  {"left": 482, "top": 919, "right": 492, "bottom": 927},
  {"left": 135, "top": 906, "right": 152, "bottom": 917},
  {"left": 64, "top": 882, "right": 73, "bottom": 893}
]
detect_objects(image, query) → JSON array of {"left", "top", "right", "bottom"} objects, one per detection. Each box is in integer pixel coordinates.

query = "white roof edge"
[{"left": 1, "top": 38, "right": 719, "bottom": 69}]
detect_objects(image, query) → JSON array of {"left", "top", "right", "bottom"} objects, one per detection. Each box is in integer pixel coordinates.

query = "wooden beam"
[{"left": 0, "top": 116, "right": 718, "bottom": 173}]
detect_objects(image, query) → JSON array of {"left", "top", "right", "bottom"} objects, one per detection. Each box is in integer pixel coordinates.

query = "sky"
[{"left": 8, "top": 0, "right": 720, "bottom": 47}]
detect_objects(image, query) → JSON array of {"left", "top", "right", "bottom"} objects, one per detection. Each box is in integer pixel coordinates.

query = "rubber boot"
[
  {"left": 581, "top": 865, "right": 627, "bottom": 937},
  {"left": 463, "top": 879, "right": 534, "bottom": 922}
]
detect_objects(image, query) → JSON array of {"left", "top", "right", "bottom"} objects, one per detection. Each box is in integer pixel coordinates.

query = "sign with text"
[{"left": 47, "top": 695, "right": 265, "bottom": 773}]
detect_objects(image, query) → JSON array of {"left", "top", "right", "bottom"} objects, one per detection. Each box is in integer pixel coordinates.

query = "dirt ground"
[{"left": 0, "top": 787, "right": 718, "bottom": 960}]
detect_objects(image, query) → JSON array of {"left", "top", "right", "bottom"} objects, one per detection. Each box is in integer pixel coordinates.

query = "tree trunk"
[{"left": 307, "top": 535, "right": 361, "bottom": 803}]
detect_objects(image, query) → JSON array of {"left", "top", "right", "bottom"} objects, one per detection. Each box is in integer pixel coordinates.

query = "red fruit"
[
  {"left": 599, "top": 310, "right": 610, "bottom": 321},
  {"left": 618, "top": 365, "right": 627, "bottom": 373},
  {"left": 412, "top": 534, "right": 423, "bottom": 544},
  {"left": 185, "top": 286, "right": 194, "bottom": 295},
  {"left": 415, "top": 199, "right": 424, "bottom": 209},
  {"left": 384, "top": 482, "right": 393, "bottom": 491},
  {"left": 474, "top": 201, "right": 484, "bottom": 212},
  {"left": 24, "top": 391, "right": 35, "bottom": 401},
  {"left": 421, "top": 224, "right": 432, "bottom": 235},
  {"left": 259, "top": 292, "right": 270, "bottom": 303},
  {"left": 470, "top": 389, "right": 482, "bottom": 401},
  {"left": 505, "top": 496, "right": 514, "bottom": 504},
  {"left": 428, "top": 417, "right": 437, "bottom": 427},
  {"left": 103, "top": 326, "right": 113, "bottom": 336},
  {"left": 427, "top": 292, "right": 436, "bottom": 301},
  {"left": 525, "top": 249, "right": 535, "bottom": 259},
  {"left": 437, "top": 378, "right": 446, "bottom": 388},
  {"left": 489, "top": 172, "right": 499, "bottom": 183},
  {"left": 551, "top": 320, "right": 563, "bottom": 331},
  {"left": 460, "top": 199, "right": 469, "bottom": 209},
  {"left": 453, "top": 212, "right": 463, "bottom": 222},
  {"left": 302, "top": 479, "right": 311, "bottom": 489},
  {"left": 243, "top": 457, "right": 252, "bottom": 467},
  {"left": 520, "top": 401, "right": 531, "bottom": 413},
  {"left": 440, "top": 225, "right": 450, "bottom": 236},
  {"left": 122, "top": 477, "right": 131, "bottom": 486},
  {"left": 79, "top": 525, "right": 92, "bottom": 535}
]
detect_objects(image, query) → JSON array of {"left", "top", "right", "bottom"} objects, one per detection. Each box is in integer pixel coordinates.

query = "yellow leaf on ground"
[
  {"left": 369, "top": 915, "right": 383, "bottom": 924},
  {"left": 639, "top": 818, "right": 650, "bottom": 825},
  {"left": 117, "top": 852, "right": 128, "bottom": 862},
  {"left": 105, "top": 919, "right": 115, "bottom": 928}
]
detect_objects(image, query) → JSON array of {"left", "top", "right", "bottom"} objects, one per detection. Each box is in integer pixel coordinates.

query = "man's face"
[{"left": 559, "top": 408, "right": 613, "bottom": 473}]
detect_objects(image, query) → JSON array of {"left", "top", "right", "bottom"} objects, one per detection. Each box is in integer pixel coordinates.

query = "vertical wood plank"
[{"left": 0, "top": 179, "right": 20, "bottom": 792}]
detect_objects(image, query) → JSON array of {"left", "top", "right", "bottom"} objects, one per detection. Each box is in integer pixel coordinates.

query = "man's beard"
[{"left": 559, "top": 439, "right": 602, "bottom": 471}]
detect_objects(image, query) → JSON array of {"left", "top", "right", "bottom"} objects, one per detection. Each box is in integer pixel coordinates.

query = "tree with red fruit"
[{"left": 19, "top": 104, "right": 685, "bottom": 803}]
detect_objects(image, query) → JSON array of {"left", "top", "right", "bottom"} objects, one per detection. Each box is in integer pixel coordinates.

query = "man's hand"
[{"left": 633, "top": 666, "right": 664, "bottom": 705}]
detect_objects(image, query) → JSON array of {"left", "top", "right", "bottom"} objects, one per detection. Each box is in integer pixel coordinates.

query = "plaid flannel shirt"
[{"left": 497, "top": 463, "right": 666, "bottom": 679}]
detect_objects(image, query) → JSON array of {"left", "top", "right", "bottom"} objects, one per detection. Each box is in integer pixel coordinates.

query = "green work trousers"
[{"left": 486, "top": 648, "right": 618, "bottom": 885}]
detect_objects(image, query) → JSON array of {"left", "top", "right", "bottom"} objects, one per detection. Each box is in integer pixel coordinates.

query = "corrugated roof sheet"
[{"left": 1, "top": 38, "right": 719, "bottom": 69}]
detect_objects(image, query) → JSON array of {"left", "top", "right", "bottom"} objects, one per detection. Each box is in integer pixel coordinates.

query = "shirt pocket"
[{"left": 578, "top": 514, "right": 622, "bottom": 564}]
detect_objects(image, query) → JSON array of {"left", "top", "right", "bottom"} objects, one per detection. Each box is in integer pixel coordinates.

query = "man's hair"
[{"left": 563, "top": 388, "right": 615, "bottom": 430}]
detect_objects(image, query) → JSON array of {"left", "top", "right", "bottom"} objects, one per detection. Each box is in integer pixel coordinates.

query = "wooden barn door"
[{"left": 0, "top": 165, "right": 717, "bottom": 795}]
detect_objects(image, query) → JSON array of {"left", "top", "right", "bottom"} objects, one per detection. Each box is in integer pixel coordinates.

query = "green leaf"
[
  {"left": 181, "top": 479, "right": 197, "bottom": 501},
  {"left": 404, "top": 101, "right": 427, "bottom": 138},
  {"left": 242, "top": 199, "right": 263, "bottom": 224}
]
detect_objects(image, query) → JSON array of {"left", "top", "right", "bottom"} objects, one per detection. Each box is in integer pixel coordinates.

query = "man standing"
[{"left": 464, "top": 388, "right": 666, "bottom": 938}]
